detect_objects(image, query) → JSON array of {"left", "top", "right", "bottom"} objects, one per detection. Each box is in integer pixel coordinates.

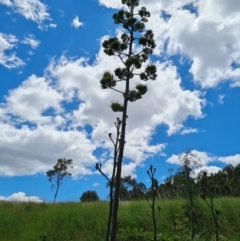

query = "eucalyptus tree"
[
  {"left": 98, "top": 0, "right": 157, "bottom": 240},
  {"left": 46, "top": 158, "right": 73, "bottom": 203}
]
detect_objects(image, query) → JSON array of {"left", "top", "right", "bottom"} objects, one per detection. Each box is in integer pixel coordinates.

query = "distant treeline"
[{"left": 106, "top": 163, "right": 240, "bottom": 201}]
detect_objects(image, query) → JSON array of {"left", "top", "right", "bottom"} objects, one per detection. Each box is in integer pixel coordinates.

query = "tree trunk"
[
  {"left": 110, "top": 80, "right": 129, "bottom": 241},
  {"left": 110, "top": 13, "right": 134, "bottom": 241}
]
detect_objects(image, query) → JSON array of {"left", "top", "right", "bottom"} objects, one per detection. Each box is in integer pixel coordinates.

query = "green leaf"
[
  {"left": 113, "top": 10, "right": 125, "bottom": 24},
  {"left": 128, "top": 90, "right": 141, "bottom": 102},
  {"left": 125, "top": 57, "right": 134, "bottom": 67},
  {"left": 140, "top": 54, "right": 148, "bottom": 62},
  {"left": 111, "top": 40, "right": 121, "bottom": 51},
  {"left": 114, "top": 68, "right": 127, "bottom": 79},
  {"left": 135, "top": 83, "right": 147, "bottom": 95},
  {"left": 134, "top": 22, "right": 145, "bottom": 32},
  {"left": 145, "top": 64, "right": 157, "bottom": 80},
  {"left": 125, "top": 11, "right": 131, "bottom": 18},
  {"left": 145, "top": 29, "right": 154, "bottom": 39},
  {"left": 140, "top": 65, "right": 157, "bottom": 81},
  {"left": 140, "top": 72, "right": 147, "bottom": 80},
  {"left": 122, "top": 0, "right": 139, "bottom": 8},
  {"left": 100, "top": 71, "right": 116, "bottom": 89},
  {"left": 120, "top": 43, "right": 127, "bottom": 51},
  {"left": 128, "top": 84, "right": 147, "bottom": 102},
  {"left": 125, "top": 56, "right": 142, "bottom": 69},
  {"left": 104, "top": 49, "right": 114, "bottom": 55},
  {"left": 138, "top": 37, "right": 147, "bottom": 46},
  {"left": 139, "top": 7, "right": 150, "bottom": 18},
  {"left": 121, "top": 33, "right": 130, "bottom": 44},
  {"left": 102, "top": 38, "right": 119, "bottom": 56},
  {"left": 110, "top": 102, "right": 124, "bottom": 112}
]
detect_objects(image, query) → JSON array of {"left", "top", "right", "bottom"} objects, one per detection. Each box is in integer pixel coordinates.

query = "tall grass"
[{"left": 0, "top": 198, "right": 239, "bottom": 241}]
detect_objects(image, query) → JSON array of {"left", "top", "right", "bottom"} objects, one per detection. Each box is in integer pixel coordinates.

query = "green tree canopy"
[{"left": 80, "top": 190, "right": 99, "bottom": 202}]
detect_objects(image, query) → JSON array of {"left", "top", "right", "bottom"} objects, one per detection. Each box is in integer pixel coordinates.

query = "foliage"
[
  {"left": 118, "top": 226, "right": 207, "bottom": 241},
  {"left": 80, "top": 190, "right": 99, "bottom": 202},
  {"left": 0, "top": 198, "right": 240, "bottom": 241},
  {"left": 170, "top": 201, "right": 204, "bottom": 240},
  {"left": 96, "top": 117, "right": 122, "bottom": 241},
  {"left": 105, "top": 175, "right": 147, "bottom": 201},
  {"left": 146, "top": 165, "right": 161, "bottom": 241},
  {"left": 157, "top": 163, "right": 240, "bottom": 199},
  {"left": 178, "top": 150, "right": 202, "bottom": 240},
  {"left": 230, "top": 163, "right": 240, "bottom": 196},
  {"left": 118, "top": 226, "right": 152, "bottom": 241},
  {"left": 200, "top": 171, "right": 220, "bottom": 241},
  {"left": 38, "top": 232, "right": 48, "bottom": 241},
  {"left": 46, "top": 158, "right": 73, "bottom": 203}
]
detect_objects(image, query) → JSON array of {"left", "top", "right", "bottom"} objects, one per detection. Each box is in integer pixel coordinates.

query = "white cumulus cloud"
[
  {"left": 0, "top": 124, "right": 97, "bottom": 177},
  {"left": 219, "top": 154, "right": 240, "bottom": 166},
  {"left": 0, "top": 0, "right": 50, "bottom": 25},
  {"left": 167, "top": 150, "right": 217, "bottom": 166},
  {"left": 4, "top": 75, "right": 64, "bottom": 124},
  {"left": 0, "top": 192, "right": 43, "bottom": 202},
  {"left": 193, "top": 165, "right": 223, "bottom": 178}
]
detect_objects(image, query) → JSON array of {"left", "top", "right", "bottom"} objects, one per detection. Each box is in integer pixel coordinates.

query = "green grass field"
[{"left": 0, "top": 198, "right": 239, "bottom": 241}]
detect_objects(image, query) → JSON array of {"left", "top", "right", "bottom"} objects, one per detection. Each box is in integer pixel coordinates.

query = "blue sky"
[{"left": 0, "top": 0, "right": 239, "bottom": 202}]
